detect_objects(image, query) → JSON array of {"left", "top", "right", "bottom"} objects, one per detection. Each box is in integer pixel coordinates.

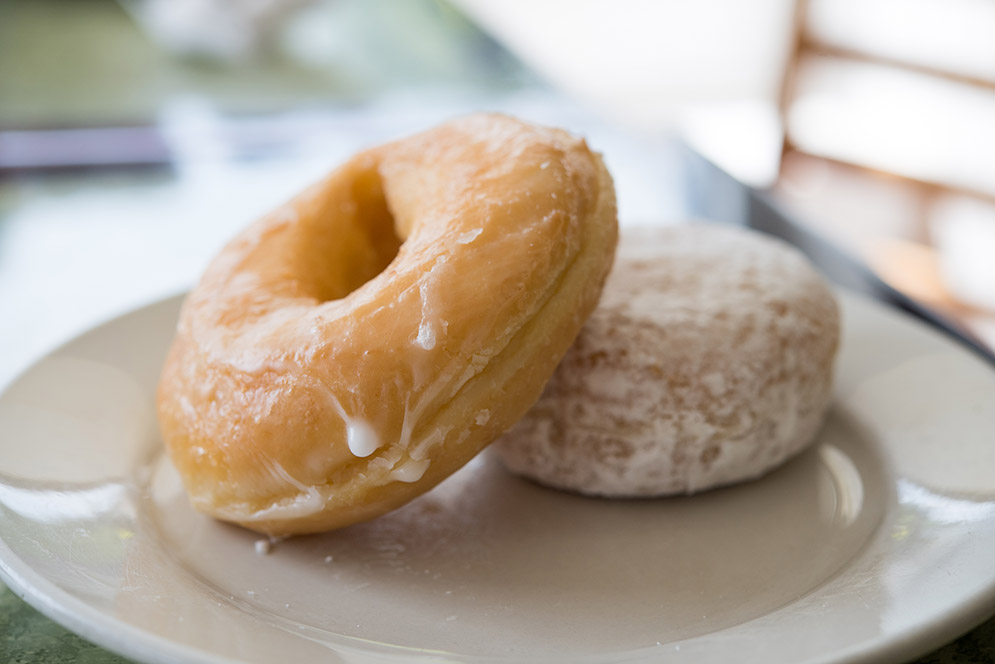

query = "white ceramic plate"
[{"left": 0, "top": 292, "right": 994, "bottom": 664}]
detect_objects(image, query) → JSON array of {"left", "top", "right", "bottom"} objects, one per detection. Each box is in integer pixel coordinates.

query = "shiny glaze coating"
[{"left": 156, "top": 114, "right": 618, "bottom": 534}]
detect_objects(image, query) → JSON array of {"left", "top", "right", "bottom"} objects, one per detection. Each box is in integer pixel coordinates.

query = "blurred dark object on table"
[{"left": 683, "top": 141, "right": 995, "bottom": 367}]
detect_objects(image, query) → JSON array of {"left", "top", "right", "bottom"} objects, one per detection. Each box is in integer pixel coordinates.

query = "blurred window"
[{"left": 777, "top": 0, "right": 995, "bottom": 347}]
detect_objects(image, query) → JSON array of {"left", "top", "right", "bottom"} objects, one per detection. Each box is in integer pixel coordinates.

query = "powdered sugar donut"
[{"left": 494, "top": 223, "right": 840, "bottom": 497}]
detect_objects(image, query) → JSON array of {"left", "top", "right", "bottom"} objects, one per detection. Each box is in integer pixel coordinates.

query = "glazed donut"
[
  {"left": 156, "top": 114, "right": 617, "bottom": 535},
  {"left": 495, "top": 224, "right": 840, "bottom": 497}
]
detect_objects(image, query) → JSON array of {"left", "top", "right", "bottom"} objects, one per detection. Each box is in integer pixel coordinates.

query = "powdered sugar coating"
[{"left": 495, "top": 224, "right": 841, "bottom": 497}]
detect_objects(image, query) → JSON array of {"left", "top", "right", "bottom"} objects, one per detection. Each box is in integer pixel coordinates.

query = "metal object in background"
[{"left": 681, "top": 142, "right": 995, "bottom": 366}]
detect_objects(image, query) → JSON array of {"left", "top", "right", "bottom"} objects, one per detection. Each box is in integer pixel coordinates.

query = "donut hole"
[{"left": 296, "top": 167, "right": 404, "bottom": 303}]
